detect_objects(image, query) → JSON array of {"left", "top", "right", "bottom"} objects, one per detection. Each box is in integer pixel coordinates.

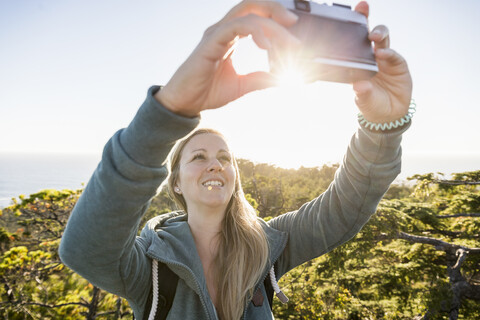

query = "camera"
[{"left": 269, "top": 0, "right": 378, "bottom": 83}]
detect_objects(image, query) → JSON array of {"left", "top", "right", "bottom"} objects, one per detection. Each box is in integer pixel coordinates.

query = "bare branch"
[
  {"left": 434, "top": 180, "right": 480, "bottom": 186},
  {"left": 436, "top": 213, "right": 480, "bottom": 218},
  {"left": 453, "top": 249, "right": 469, "bottom": 269},
  {"left": 0, "top": 300, "right": 90, "bottom": 308},
  {"left": 94, "top": 311, "right": 116, "bottom": 318},
  {"left": 397, "top": 232, "right": 480, "bottom": 254},
  {"left": 397, "top": 232, "right": 456, "bottom": 251},
  {"left": 424, "top": 229, "right": 463, "bottom": 238}
]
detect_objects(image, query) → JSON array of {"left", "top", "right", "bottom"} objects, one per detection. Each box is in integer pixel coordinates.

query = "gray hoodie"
[{"left": 59, "top": 86, "right": 409, "bottom": 319}]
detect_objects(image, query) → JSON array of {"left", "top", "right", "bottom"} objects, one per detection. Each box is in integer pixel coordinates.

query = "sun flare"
[
  {"left": 272, "top": 67, "right": 308, "bottom": 87},
  {"left": 206, "top": 35, "right": 356, "bottom": 171},
  {"left": 231, "top": 36, "right": 308, "bottom": 88}
]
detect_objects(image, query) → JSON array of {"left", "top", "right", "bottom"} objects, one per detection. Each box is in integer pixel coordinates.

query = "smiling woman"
[
  {"left": 165, "top": 128, "right": 270, "bottom": 318},
  {"left": 58, "top": 1, "right": 413, "bottom": 319},
  {"left": 169, "top": 130, "right": 236, "bottom": 216}
]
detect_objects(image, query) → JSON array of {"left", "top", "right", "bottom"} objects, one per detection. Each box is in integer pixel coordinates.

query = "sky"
[{"left": 1, "top": 0, "right": 479, "bottom": 179}]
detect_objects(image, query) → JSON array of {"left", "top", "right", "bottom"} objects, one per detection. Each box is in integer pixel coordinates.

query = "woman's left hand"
[{"left": 352, "top": 1, "right": 413, "bottom": 124}]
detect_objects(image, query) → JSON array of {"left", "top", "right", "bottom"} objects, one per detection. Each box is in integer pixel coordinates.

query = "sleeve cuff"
[{"left": 120, "top": 86, "right": 201, "bottom": 167}]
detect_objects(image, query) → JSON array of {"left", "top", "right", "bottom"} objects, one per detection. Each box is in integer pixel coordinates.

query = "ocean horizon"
[
  {"left": 0, "top": 152, "right": 100, "bottom": 209},
  {"left": 1, "top": 152, "right": 479, "bottom": 209}
]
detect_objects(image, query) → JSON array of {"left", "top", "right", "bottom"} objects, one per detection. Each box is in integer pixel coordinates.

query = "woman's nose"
[{"left": 207, "top": 158, "right": 224, "bottom": 172}]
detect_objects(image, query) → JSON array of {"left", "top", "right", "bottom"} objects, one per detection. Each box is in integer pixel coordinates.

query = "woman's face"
[{"left": 175, "top": 133, "right": 236, "bottom": 213}]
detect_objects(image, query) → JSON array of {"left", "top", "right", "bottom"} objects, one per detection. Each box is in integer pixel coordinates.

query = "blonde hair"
[{"left": 167, "top": 128, "right": 269, "bottom": 319}]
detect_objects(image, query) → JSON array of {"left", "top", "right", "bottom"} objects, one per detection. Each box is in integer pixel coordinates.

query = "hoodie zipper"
[{"left": 146, "top": 253, "right": 214, "bottom": 319}]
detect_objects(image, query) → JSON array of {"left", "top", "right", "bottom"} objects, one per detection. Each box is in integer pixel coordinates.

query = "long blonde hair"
[{"left": 167, "top": 128, "right": 269, "bottom": 319}]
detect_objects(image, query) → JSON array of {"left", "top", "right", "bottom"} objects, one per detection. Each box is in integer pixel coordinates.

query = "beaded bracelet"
[{"left": 358, "top": 100, "right": 416, "bottom": 131}]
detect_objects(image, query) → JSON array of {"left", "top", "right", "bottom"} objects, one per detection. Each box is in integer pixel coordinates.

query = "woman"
[{"left": 59, "top": 1, "right": 413, "bottom": 319}]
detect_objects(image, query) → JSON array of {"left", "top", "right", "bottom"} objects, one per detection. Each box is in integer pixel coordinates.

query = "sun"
[
  {"left": 231, "top": 36, "right": 308, "bottom": 88},
  {"left": 272, "top": 66, "right": 308, "bottom": 88}
]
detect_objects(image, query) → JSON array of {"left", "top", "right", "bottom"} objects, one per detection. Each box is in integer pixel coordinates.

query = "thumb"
[
  {"left": 238, "top": 71, "right": 276, "bottom": 96},
  {"left": 353, "top": 80, "right": 375, "bottom": 114}
]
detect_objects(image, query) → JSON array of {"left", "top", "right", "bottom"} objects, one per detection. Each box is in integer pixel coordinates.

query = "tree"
[
  {"left": 0, "top": 189, "right": 132, "bottom": 319},
  {"left": 1, "top": 163, "right": 479, "bottom": 319},
  {"left": 273, "top": 170, "right": 480, "bottom": 319}
]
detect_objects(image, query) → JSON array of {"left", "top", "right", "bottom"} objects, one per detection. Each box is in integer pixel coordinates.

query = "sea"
[
  {"left": 0, "top": 152, "right": 479, "bottom": 209},
  {"left": 0, "top": 153, "right": 101, "bottom": 209}
]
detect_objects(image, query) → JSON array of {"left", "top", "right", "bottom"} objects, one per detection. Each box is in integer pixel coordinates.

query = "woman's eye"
[
  {"left": 192, "top": 154, "right": 205, "bottom": 161},
  {"left": 219, "top": 155, "right": 231, "bottom": 163}
]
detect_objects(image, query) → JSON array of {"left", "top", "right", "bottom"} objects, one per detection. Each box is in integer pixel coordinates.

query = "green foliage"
[
  {"left": 0, "top": 189, "right": 132, "bottom": 319},
  {"left": 272, "top": 170, "right": 480, "bottom": 319},
  {"left": 237, "top": 159, "right": 338, "bottom": 217},
  {"left": 1, "top": 164, "right": 479, "bottom": 319}
]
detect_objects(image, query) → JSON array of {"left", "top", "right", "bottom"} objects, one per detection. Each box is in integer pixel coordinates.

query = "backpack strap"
[
  {"left": 144, "top": 261, "right": 279, "bottom": 319},
  {"left": 264, "top": 271, "right": 275, "bottom": 310},
  {"left": 143, "top": 259, "right": 179, "bottom": 320},
  {"left": 252, "top": 263, "right": 281, "bottom": 311}
]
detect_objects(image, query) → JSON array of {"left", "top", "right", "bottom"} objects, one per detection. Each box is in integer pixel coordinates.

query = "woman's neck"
[
  {"left": 188, "top": 209, "right": 223, "bottom": 308},
  {"left": 187, "top": 208, "right": 224, "bottom": 256}
]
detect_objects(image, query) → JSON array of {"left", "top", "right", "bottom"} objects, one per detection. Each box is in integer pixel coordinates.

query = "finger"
[
  {"left": 369, "top": 25, "right": 390, "bottom": 49},
  {"left": 375, "top": 48, "right": 407, "bottom": 69},
  {"left": 210, "top": 14, "right": 300, "bottom": 55},
  {"left": 238, "top": 71, "right": 276, "bottom": 96},
  {"left": 222, "top": 0, "right": 299, "bottom": 27},
  {"left": 352, "top": 80, "right": 385, "bottom": 119},
  {"left": 352, "top": 80, "right": 374, "bottom": 114},
  {"left": 352, "top": 80, "right": 375, "bottom": 112},
  {"left": 353, "top": 79, "right": 373, "bottom": 97},
  {"left": 354, "top": 1, "right": 369, "bottom": 18}
]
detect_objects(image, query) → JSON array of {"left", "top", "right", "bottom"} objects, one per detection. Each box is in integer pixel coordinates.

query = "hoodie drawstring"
[
  {"left": 148, "top": 259, "right": 159, "bottom": 320},
  {"left": 269, "top": 265, "right": 289, "bottom": 304},
  {"left": 148, "top": 260, "right": 289, "bottom": 320}
]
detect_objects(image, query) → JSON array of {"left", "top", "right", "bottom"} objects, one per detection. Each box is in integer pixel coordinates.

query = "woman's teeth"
[
  {"left": 203, "top": 181, "right": 223, "bottom": 186},
  {"left": 203, "top": 180, "right": 223, "bottom": 190}
]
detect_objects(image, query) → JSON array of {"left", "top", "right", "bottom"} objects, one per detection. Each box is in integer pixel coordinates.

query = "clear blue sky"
[{"left": 1, "top": 0, "right": 479, "bottom": 177}]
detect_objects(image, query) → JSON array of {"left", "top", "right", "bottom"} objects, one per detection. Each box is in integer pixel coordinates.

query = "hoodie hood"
[{"left": 139, "top": 211, "right": 288, "bottom": 291}]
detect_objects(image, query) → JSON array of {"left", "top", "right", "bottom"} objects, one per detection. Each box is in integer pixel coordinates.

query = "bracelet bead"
[{"left": 358, "top": 100, "right": 416, "bottom": 131}]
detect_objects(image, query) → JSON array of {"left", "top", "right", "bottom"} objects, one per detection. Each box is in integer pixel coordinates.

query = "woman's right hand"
[{"left": 155, "top": 0, "right": 300, "bottom": 118}]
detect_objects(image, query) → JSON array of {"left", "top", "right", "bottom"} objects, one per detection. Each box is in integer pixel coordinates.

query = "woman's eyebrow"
[
  {"left": 190, "top": 148, "right": 230, "bottom": 154},
  {"left": 191, "top": 148, "right": 206, "bottom": 153}
]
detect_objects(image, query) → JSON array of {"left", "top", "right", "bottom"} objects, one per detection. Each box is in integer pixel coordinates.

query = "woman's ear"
[{"left": 174, "top": 186, "right": 182, "bottom": 194}]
